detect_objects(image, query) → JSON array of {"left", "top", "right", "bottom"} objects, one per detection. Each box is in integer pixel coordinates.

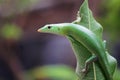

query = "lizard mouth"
[{"left": 37, "top": 29, "right": 41, "bottom": 32}]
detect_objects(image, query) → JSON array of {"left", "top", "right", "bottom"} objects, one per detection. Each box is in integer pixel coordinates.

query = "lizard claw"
[
  {"left": 81, "top": 68, "right": 88, "bottom": 73},
  {"left": 81, "top": 69, "right": 86, "bottom": 73}
]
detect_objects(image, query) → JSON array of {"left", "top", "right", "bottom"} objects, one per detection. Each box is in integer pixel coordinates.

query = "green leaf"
[
  {"left": 113, "top": 69, "right": 120, "bottom": 80},
  {"left": 27, "top": 65, "right": 78, "bottom": 80},
  {"left": 73, "top": 0, "right": 103, "bottom": 40},
  {"left": 72, "top": 0, "right": 106, "bottom": 80},
  {"left": 1, "top": 23, "right": 22, "bottom": 40}
]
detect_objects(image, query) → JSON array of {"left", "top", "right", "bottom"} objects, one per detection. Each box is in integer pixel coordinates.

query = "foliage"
[
  {"left": 113, "top": 69, "right": 120, "bottom": 80},
  {"left": 100, "top": 0, "right": 120, "bottom": 42},
  {"left": 0, "top": 0, "right": 39, "bottom": 16},
  {"left": 72, "top": 0, "right": 105, "bottom": 80},
  {"left": 27, "top": 65, "right": 120, "bottom": 80},
  {"left": 27, "top": 65, "right": 78, "bottom": 80},
  {"left": 1, "top": 23, "right": 22, "bottom": 40}
]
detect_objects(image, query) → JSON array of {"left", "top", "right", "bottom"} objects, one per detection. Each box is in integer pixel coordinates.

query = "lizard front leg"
[{"left": 81, "top": 55, "right": 98, "bottom": 73}]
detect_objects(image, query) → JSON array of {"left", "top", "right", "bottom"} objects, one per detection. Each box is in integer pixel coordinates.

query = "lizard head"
[{"left": 37, "top": 23, "right": 69, "bottom": 35}]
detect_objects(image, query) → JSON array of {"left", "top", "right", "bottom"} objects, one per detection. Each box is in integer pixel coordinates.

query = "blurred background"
[{"left": 0, "top": 0, "right": 120, "bottom": 80}]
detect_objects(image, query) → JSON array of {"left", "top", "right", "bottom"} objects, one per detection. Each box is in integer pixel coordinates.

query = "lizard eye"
[{"left": 48, "top": 26, "right": 51, "bottom": 29}]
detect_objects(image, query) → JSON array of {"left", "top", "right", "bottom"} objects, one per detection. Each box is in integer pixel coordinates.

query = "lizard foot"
[{"left": 81, "top": 68, "right": 88, "bottom": 73}]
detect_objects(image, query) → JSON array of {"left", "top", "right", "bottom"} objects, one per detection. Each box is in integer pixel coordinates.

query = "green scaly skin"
[{"left": 38, "top": 23, "right": 117, "bottom": 80}]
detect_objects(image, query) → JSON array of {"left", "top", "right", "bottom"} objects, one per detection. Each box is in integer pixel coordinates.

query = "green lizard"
[{"left": 37, "top": 23, "right": 117, "bottom": 80}]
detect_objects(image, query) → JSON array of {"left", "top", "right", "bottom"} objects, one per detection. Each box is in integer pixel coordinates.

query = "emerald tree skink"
[{"left": 38, "top": 23, "right": 117, "bottom": 80}]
